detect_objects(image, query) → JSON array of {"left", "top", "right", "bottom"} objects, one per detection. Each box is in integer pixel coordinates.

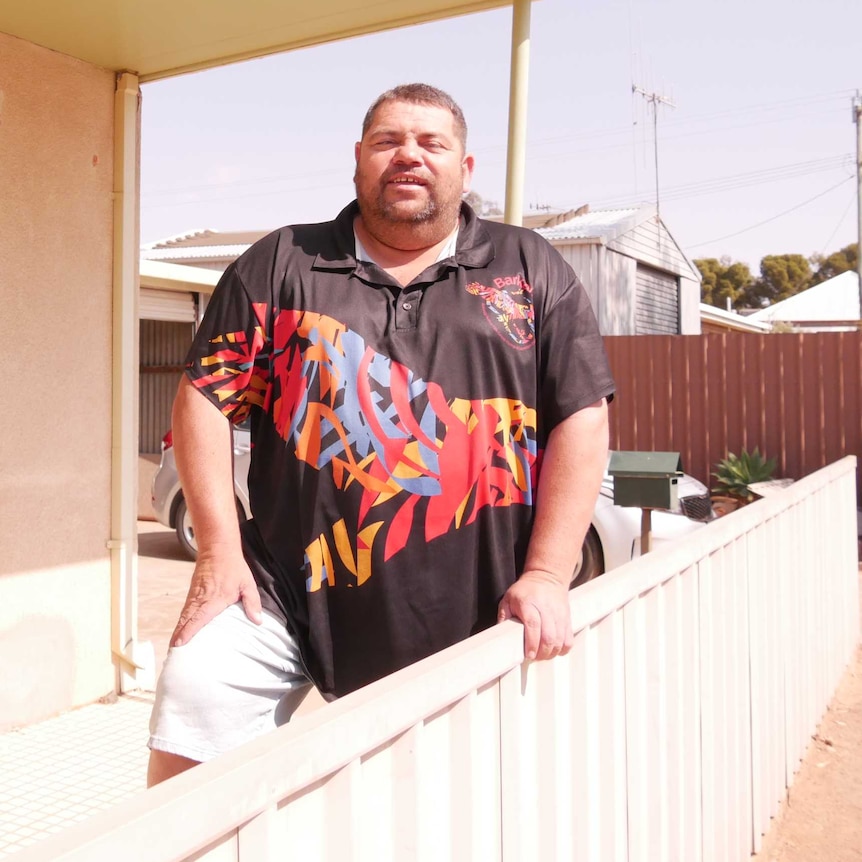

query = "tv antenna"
[{"left": 632, "top": 84, "right": 676, "bottom": 221}]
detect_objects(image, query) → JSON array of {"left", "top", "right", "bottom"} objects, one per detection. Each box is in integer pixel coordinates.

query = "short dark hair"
[{"left": 361, "top": 84, "right": 468, "bottom": 149}]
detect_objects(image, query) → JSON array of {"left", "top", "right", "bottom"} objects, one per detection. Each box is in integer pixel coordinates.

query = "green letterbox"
[{"left": 608, "top": 451, "right": 683, "bottom": 510}]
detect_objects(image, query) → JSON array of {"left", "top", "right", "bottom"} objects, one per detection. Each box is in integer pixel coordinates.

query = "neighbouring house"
[
  {"left": 699, "top": 302, "right": 773, "bottom": 334},
  {"left": 141, "top": 229, "right": 269, "bottom": 272},
  {"left": 746, "top": 270, "right": 862, "bottom": 332},
  {"left": 138, "top": 260, "right": 220, "bottom": 518},
  {"left": 137, "top": 235, "right": 266, "bottom": 517},
  {"left": 531, "top": 204, "right": 703, "bottom": 335}
]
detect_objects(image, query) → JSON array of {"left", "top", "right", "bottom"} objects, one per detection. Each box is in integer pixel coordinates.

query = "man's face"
[{"left": 354, "top": 100, "right": 474, "bottom": 228}]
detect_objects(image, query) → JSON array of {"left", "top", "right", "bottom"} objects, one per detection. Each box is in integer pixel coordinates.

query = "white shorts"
[{"left": 148, "top": 603, "right": 313, "bottom": 762}]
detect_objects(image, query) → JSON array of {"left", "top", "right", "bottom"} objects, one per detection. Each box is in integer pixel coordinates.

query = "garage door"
[
  {"left": 139, "top": 317, "right": 195, "bottom": 454},
  {"left": 635, "top": 265, "right": 679, "bottom": 334},
  {"left": 139, "top": 287, "right": 196, "bottom": 323}
]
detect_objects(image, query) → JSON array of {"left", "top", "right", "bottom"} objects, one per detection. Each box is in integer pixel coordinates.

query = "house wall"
[{"left": 0, "top": 32, "right": 116, "bottom": 729}]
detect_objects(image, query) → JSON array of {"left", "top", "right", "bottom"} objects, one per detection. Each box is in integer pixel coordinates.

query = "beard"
[{"left": 354, "top": 169, "right": 463, "bottom": 232}]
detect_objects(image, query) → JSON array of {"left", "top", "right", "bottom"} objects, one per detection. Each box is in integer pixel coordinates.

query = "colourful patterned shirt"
[{"left": 185, "top": 202, "right": 615, "bottom": 697}]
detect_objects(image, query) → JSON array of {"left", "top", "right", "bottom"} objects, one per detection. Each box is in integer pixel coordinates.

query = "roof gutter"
[{"left": 111, "top": 72, "right": 154, "bottom": 691}]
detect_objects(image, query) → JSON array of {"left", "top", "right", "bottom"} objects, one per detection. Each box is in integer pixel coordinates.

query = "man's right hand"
[{"left": 171, "top": 548, "right": 263, "bottom": 646}]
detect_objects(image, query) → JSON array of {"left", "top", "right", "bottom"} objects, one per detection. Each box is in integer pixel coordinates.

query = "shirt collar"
[
  {"left": 313, "top": 201, "right": 495, "bottom": 273},
  {"left": 355, "top": 227, "right": 459, "bottom": 266}
]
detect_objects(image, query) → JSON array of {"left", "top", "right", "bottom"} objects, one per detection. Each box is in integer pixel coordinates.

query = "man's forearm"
[
  {"left": 523, "top": 399, "right": 609, "bottom": 585},
  {"left": 172, "top": 375, "right": 243, "bottom": 554}
]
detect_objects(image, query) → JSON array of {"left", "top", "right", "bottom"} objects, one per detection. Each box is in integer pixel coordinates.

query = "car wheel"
[
  {"left": 175, "top": 497, "right": 198, "bottom": 561},
  {"left": 570, "top": 527, "right": 605, "bottom": 589}
]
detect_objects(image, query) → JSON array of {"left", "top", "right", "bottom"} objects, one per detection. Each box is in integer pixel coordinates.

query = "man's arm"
[
  {"left": 169, "top": 375, "right": 262, "bottom": 646},
  {"left": 497, "top": 398, "right": 609, "bottom": 660}
]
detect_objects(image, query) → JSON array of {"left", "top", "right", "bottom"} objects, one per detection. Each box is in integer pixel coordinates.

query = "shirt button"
[{"left": 402, "top": 302, "right": 412, "bottom": 310}]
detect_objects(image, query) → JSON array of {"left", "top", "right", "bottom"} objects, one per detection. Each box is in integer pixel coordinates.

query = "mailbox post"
[{"left": 607, "top": 451, "right": 683, "bottom": 553}]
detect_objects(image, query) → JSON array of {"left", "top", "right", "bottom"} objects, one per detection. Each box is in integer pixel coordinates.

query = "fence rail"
[
  {"left": 604, "top": 331, "right": 862, "bottom": 503},
  {"left": 17, "top": 458, "right": 859, "bottom": 862}
]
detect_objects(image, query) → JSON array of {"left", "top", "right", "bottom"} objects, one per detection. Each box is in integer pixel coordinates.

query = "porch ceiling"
[{"left": 1, "top": 0, "right": 508, "bottom": 82}]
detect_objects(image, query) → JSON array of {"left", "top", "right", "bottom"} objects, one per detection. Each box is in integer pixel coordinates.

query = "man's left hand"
[{"left": 498, "top": 570, "right": 574, "bottom": 661}]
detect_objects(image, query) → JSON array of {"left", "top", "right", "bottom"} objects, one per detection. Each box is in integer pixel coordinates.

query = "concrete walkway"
[{"left": 0, "top": 523, "right": 859, "bottom": 859}]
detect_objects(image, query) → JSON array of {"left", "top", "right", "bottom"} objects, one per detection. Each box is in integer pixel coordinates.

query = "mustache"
[{"left": 380, "top": 169, "right": 431, "bottom": 185}]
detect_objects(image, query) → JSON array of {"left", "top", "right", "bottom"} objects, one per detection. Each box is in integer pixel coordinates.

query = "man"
[{"left": 148, "top": 83, "right": 614, "bottom": 786}]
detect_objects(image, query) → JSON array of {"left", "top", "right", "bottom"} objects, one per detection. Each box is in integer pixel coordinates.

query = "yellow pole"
[{"left": 504, "top": 0, "right": 531, "bottom": 226}]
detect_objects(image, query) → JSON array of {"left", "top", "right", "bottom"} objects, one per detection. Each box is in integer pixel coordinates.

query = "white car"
[
  {"left": 152, "top": 433, "right": 713, "bottom": 582},
  {"left": 150, "top": 422, "right": 252, "bottom": 560},
  {"left": 573, "top": 469, "right": 713, "bottom": 587}
]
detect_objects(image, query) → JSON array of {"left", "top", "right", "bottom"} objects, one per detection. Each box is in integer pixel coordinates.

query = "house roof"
[
  {"left": 140, "top": 260, "right": 221, "bottom": 292},
  {"left": 143, "top": 230, "right": 270, "bottom": 249},
  {"left": 141, "top": 229, "right": 270, "bottom": 266},
  {"left": 533, "top": 206, "right": 650, "bottom": 243},
  {"left": 699, "top": 303, "right": 773, "bottom": 333},
  {"left": 1, "top": 0, "right": 508, "bottom": 82},
  {"left": 141, "top": 244, "right": 254, "bottom": 264},
  {"left": 747, "top": 271, "right": 861, "bottom": 324}
]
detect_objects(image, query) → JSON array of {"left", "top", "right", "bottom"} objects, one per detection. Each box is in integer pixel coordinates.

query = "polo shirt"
[{"left": 185, "top": 201, "right": 615, "bottom": 697}]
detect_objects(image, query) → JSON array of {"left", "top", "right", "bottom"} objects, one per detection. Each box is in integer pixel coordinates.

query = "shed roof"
[{"left": 533, "top": 206, "right": 650, "bottom": 243}]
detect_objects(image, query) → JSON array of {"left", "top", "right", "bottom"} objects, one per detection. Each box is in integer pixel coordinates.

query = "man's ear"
[
  {"left": 354, "top": 141, "right": 361, "bottom": 163},
  {"left": 461, "top": 153, "right": 476, "bottom": 194}
]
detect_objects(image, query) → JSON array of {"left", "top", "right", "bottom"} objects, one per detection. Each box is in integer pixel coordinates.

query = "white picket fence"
[{"left": 17, "top": 457, "right": 859, "bottom": 862}]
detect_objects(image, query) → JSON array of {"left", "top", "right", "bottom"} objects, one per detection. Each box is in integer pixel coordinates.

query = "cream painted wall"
[{"left": 0, "top": 32, "right": 117, "bottom": 726}]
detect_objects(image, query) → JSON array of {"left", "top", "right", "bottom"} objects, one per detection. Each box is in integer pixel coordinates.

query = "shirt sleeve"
[
  {"left": 184, "top": 262, "right": 271, "bottom": 424},
  {"left": 537, "top": 258, "right": 615, "bottom": 432}
]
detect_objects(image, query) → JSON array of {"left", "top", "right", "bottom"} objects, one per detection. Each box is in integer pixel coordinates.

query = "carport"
[{"left": 0, "top": 0, "right": 535, "bottom": 728}]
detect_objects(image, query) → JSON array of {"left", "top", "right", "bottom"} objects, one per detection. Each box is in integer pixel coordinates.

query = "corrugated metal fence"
[
  {"left": 15, "top": 457, "right": 859, "bottom": 862},
  {"left": 604, "top": 331, "right": 862, "bottom": 502}
]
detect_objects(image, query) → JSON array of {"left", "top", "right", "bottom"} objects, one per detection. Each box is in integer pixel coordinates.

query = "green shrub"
[{"left": 712, "top": 448, "right": 777, "bottom": 503}]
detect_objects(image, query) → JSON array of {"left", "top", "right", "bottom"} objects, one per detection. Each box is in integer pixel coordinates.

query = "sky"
[{"left": 140, "top": 0, "right": 861, "bottom": 272}]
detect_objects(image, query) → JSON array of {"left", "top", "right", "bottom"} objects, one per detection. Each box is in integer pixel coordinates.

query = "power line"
[
  {"left": 685, "top": 176, "right": 854, "bottom": 248},
  {"left": 141, "top": 92, "right": 856, "bottom": 203},
  {"left": 588, "top": 154, "right": 853, "bottom": 209},
  {"left": 818, "top": 187, "right": 858, "bottom": 255}
]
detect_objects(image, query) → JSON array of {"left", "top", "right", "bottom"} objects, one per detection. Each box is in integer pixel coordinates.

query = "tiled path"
[
  {"left": 0, "top": 692, "right": 153, "bottom": 858},
  {"left": 0, "top": 520, "right": 186, "bottom": 859}
]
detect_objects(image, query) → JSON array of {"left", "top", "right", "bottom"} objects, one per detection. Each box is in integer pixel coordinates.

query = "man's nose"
[{"left": 393, "top": 139, "right": 421, "bottom": 164}]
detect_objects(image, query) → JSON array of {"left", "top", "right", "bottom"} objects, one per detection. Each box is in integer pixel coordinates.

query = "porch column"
[
  {"left": 111, "top": 72, "right": 151, "bottom": 691},
  {"left": 503, "top": 0, "right": 532, "bottom": 226}
]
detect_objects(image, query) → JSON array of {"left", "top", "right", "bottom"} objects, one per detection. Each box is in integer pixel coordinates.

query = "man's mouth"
[{"left": 387, "top": 175, "right": 427, "bottom": 186}]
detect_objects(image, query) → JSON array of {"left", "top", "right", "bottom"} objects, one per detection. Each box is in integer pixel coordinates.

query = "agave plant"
[{"left": 712, "top": 448, "right": 777, "bottom": 503}]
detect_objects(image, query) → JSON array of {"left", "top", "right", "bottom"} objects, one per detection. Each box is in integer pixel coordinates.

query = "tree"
[
  {"left": 694, "top": 256, "right": 755, "bottom": 310},
  {"left": 752, "top": 254, "right": 812, "bottom": 305},
  {"left": 810, "top": 242, "right": 858, "bottom": 286},
  {"left": 462, "top": 190, "right": 502, "bottom": 216}
]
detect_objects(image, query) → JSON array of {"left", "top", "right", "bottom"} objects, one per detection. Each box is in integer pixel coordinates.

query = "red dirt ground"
[{"left": 752, "top": 569, "right": 862, "bottom": 862}]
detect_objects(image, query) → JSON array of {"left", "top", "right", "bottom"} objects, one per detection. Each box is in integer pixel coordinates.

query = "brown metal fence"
[{"left": 604, "top": 331, "right": 862, "bottom": 502}]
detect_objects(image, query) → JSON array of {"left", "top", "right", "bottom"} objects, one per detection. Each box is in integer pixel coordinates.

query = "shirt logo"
[{"left": 465, "top": 275, "right": 535, "bottom": 349}]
